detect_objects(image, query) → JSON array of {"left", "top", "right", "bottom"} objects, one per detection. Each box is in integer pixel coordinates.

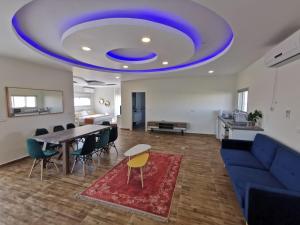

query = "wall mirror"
[{"left": 6, "top": 87, "right": 64, "bottom": 117}]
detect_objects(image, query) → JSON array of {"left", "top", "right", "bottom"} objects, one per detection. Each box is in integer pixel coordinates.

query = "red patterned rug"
[{"left": 79, "top": 152, "right": 182, "bottom": 221}]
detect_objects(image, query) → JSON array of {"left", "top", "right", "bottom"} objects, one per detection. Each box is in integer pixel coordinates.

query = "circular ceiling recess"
[
  {"left": 106, "top": 48, "right": 158, "bottom": 64},
  {"left": 12, "top": 0, "right": 234, "bottom": 74}
]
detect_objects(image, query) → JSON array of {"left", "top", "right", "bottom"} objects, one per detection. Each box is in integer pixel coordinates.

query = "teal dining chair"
[
  {"left": 94, "top": 128, "right": 110, "bottom": 165},
  {"left": 27, "top": 138, "right": 59, "bottom": 181},
  {"left": 71, "top": 134, "right": 96, "bottom": 176}
]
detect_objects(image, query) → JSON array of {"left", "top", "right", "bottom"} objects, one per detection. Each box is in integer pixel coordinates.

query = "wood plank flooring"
[{"left": 0, "top": 130, "right": 245, "bottom": 225}]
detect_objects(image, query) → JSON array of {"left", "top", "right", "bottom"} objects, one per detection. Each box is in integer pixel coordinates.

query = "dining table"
[{"left": 32, "top": 124, "right": 109, "bottom": 175}]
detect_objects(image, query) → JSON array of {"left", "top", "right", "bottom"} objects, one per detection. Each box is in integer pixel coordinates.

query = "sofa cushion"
[
  {"left": 251, "top": 134, "right": 278, "bottom": 169},
  {"left": 221, "top": 148, "right": 265, "bottom": 170},
  {"left": 270, "top": 145, "right": 300, "bottom": 192},
  {"left": 227, "top": 166, "right": 285, "bottom": 208}
]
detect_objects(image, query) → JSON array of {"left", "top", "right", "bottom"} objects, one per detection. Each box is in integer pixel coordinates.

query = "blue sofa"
[{"left": 221, "top": 134, "right": 300, "bottom": 225}]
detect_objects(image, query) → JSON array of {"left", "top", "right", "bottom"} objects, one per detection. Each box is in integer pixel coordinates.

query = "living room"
[{"left": 0, "top": 1, "right": 300, "bottom": 225}]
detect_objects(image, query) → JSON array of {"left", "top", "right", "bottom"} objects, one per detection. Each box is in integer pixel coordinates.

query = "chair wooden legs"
[
  {"left": 71, "top": 157, "right": 77, "bottom": 173},
  {"left": 127, "top": 166, "right": 144, "bottom": 188},
  {"left": 111, "top": 142, "right": 118, "bottom": 154},
  {"left": 53, "top": 162, "right": 59, "bottom": 173},
  {"left": 127, "top": 166, "right": 131, "bottom": 184},
  {"left": 82, "top": 159, "right": 86, "bottom": 176},
  {"left": 40, "top": 159, "right": 44, "bottom": 181},
  {"left": 72, "top": 155, "right": 96, "bottom": 176},
  {"left": 28, "top": 158, "right": 59, "bottom": 181},
  {"left": 28, "top": 159, "right": 37, "bottom": 178},
  {"left": 140, "top": 167, "right": 144, "bottom": 188}
]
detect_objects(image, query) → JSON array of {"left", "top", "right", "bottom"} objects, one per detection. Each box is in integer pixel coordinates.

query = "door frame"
[{"left": 130, "top": 91, "right": 146, "bottom": 131}]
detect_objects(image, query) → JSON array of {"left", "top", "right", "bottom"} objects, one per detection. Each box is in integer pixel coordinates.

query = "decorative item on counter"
[
  {"left": 99, "top": 98, "right": 105, "bottom": 104},
  {"left": 104, "top": 100, "right": 110, "bottom": 107},
  {"left": 248, "top": 110, "right": 263, "bottom": 126}
]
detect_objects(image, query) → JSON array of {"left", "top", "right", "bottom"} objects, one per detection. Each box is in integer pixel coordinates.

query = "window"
[
  {"left": 237, "top": 89, "right": 248, "bottom": 112},
  {"left": 11, "top": 96, "right": 37, "bottom": 108},
  {"left": 74, "top": 97, "right": 91, "bottom": 107}
]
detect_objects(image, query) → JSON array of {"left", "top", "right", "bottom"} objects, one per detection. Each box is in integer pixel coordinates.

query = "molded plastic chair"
[
  {"left": 27, "top": 138, "right": 59, "bottom": 181},
  {"left": 66, "top": 123, "right": 81, "bottom": 149},
  {"left": 101, "top": 121, "right": 111, "bottom": 126},
  {"left": 94, "top": 128, "right": 110, "bottom": 165},
  {"left": 108, "top": 126, "right": 118, "bottom": 154},
  {"left": 35, "top": 128, "right": 60, "bottom": 150},
  {"left": 53, "top": 125, "right": 65, "bottom": 132},
  {"left": 35, "top": 128, "right": 49, "bottom": 136},
  {"left": 66, "top": 123, "right": 76, "bottom": 129},
  {"left": 71, "top": 134, "right": 96, "bottom": 176}
]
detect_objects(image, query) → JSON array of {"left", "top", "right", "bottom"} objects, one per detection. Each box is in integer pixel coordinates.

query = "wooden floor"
[{"left": 0, "top": 130, "right": 245, "bottom": 225}]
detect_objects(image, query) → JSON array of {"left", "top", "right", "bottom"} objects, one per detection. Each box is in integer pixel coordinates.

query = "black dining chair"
[
  {"left": 27, "top": 138, "right": 59, "bottom": 181},
  {"left": 66, "top": 123, "right": 76, "bottom": 129},
  {"left": 94, "top": 128, "right": 110, "bottom": 165},
  {"left": 101, "top": 121, "right": 111, "bottom": 126},
  {"left": 35, "top": 128, "right": 61, "bottom": 150},
  {"left": 53, "top": 125, "right": 65, "bottom": 132},
  {"left": 71, "top": 134, "right": 96, "bottom": 176},
  {"left": 108, "top": 126, "right": 118, "bottom": 154}
]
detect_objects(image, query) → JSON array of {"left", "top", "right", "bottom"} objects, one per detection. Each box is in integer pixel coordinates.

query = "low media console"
[{"left": 147, "top": 121, "right": 188, "bottom": 135}]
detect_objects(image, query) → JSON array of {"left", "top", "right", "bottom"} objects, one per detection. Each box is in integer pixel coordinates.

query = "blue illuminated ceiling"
[
  {"left": 12, "top": 1, "right": 234, "bottom": 74},
  {"left": 106, "top": 48, "right": 158, "bottom": 63}
]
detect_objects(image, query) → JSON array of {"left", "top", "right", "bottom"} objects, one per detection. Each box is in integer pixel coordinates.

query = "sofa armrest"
[
  {"left": 245, "top": 183, "right": 300, "bottom": 225},
  {"left": 221, "top": 139, "right": 253, "bottom": 151}
]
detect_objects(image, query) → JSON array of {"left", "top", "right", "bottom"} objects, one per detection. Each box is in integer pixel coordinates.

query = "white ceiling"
[{"left": 2, "top": 0, "right": 300, "bottom": 85}]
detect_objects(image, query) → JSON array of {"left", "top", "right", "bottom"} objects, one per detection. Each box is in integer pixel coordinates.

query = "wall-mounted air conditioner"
[
  {"left": 83, "top": 87, "right": 95, "bottom": 93},
  {"left": 265, "top": 30, "right": 300, "bottom": 67}
]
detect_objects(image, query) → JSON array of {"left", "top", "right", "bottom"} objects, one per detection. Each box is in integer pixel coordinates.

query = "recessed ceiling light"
[
  {"left": 81, "top": 46, "right": 91, "bottom": 51},
  {"left": 116, "top": 76, "right": 120, "bottom": 79},
  {"left": 123, "top": 65, "right": 128, "bottom": 69},
  {"left": 162, "top": 61, "right": 169, "bottom": 65},
  {"left": 141, "top": 37, "right": 151, "bottom": 43},
  {"left": 208, "top": 70, "right": 214, "bottom": 74}
]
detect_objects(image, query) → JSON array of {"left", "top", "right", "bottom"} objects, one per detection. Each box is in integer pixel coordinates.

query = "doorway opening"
[{"left": 132, "top": 92, "right": 145, "bottom": 131}]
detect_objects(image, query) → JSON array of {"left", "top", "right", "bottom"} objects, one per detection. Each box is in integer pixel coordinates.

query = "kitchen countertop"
[{"left": 218, "top": 116, "right": 264, "bottom": 131}]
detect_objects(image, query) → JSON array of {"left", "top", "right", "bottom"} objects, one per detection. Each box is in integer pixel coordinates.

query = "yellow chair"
[{"left": 127, "top": 153, "right": 149, "bottom": 188}]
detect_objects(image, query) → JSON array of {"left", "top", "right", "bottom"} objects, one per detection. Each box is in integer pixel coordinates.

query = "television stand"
[{"left": 147, "top": 121, "right": 187, "bottom": 135}]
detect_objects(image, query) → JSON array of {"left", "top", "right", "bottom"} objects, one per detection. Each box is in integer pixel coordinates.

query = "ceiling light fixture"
[
  {"left": 116, "top": 76, "right": 120, "bottom": 79},
  {"left": 123, "top": 65, "right": 128, "bottom": 69},
  {"left": 141, "top": 37, "right": 151, "bottom": 43},
  {"left": 162, "top": 61, "right": 169, "bottom": 65},
  {"left": 81, "top": 46, "right": 91, "bottom": 51},
  {"left": 208, "top": 70, "right": 214, "bottom": 74}
]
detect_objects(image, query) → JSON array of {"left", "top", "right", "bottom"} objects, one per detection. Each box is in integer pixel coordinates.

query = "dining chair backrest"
[
  {"left": 109, "top": 126, "right": 118, "bottom": 143},
  {"left": 96, "top": 128, "right": 110, "bottom": 149},
  {"left": 66, "top": 123, "right": 76, "bottom": 129},
  {"left": 53, "top": 125, "right": 65, "bottom": 132},
  {"left": 101, "top": 121, "right": 111, "bottom": 126},
  {"left": 27, "top": 139, "right": 46, "bottom": 159},
  {"left": 81, "top": 134, "right": 96, "bottom": 155},
  {"left": 35, "top": 128, "right": 49, "bottom": 136}
]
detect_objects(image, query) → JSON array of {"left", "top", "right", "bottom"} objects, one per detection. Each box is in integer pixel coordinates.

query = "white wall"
[
  {"left": 237, "top": 58, "right": 300, "bottom": 151},
  {"left": 94, "top": 87, "right": 116, "bottom": 116},
  {"left": 121, "top": 75, "right": 236, "bottom": 134},
  {"left": 0, "top": 57, "right": 74, "bottom": 165}
]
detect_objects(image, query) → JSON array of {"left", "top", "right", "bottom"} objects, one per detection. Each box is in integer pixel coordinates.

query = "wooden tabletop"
[{"left": 33, "top": 125, "right": 109, "bottom": 144}]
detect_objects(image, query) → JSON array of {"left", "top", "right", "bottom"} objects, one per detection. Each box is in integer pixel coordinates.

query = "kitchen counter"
[{"left": 218, "top": 116, "right": 264, "bottom": 131}]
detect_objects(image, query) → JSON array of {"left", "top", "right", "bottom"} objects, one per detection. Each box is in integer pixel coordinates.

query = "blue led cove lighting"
[
  {"left": 12, "top": 9, "right": 234, "bottom": 73},
  {"left": 106, "top": 50, "right": 157, "bottom": 62}
]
